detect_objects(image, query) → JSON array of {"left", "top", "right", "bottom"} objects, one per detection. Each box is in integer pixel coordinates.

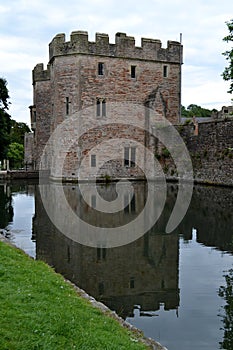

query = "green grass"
[{"left": 0, "top": 241, "right": 149, "bottom": 350}]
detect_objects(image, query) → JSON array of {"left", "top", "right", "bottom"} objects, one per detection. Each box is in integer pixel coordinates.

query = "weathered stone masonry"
[
  {"left": 157, "top": 120, "right": 233, "bottom": 186},
  {"left": 179, "top": 120, "right": 233, "bottom": 186},
  {"left": 30, "top": 30, "right": 182, "bottom": 180}
]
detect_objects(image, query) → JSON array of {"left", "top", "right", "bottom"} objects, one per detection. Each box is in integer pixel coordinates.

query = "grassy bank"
[{"left": 0, "top": 240, "right": 149, "bottom": 350}]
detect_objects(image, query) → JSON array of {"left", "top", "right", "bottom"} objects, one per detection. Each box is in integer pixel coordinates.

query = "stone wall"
[
  {"left": 180, "top": 120, "right": 233, "bottom": 185},
  {"left": 155, "top": 120, "right": 233, "bottom": 186},
  {"left": 31, "top": 31, "right": 182, "bottom": 177}
]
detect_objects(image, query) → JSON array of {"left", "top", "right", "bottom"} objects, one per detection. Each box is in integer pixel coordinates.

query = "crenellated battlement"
[
  {"left": 48, "top": 31, "right": 182, "bottom": 63},
  {"left": 32, "top": 63, "right": 50, "bottom": 84}
]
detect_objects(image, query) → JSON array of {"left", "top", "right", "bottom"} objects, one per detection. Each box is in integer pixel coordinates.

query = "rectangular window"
[
  {"left": 102, "top": 99, "right": 106, "bottom": 117},
  {"left": 124, "top": 147, "right": 136, "bottom": 167},
  {"left": 96, "top": 98, "right": 106, "bottom": 117},
  {"left": 91, "top": 195, "right": 96, "bottom": 208},
  {"left": 131, "top": 147, "right": 136, "bottom": 167},
  {"left": 96, "top": 99, "right": 101, "bottom": 117},
  {"left": 129, "top": 277, "right": 135, "bottom": 289},
  {"left": 98, "top": 282, "right": 105, "bottom": 295},
  {"left": 163, "top": 65, "right": 168, "bottom": 78},
  {"left": 91, "top": 154, "right": 96, "bottom": 167},
  {"left": 124, "top": 147, "right": 130, "bottom": 166},
  {"left": 98, "top": 62, "right": 104, "bottom": 75},
  {"left": 66, "top": 97, "right": 70, "bottom": 115},
  {"left": 124, "top": 193, "right": 136, "bottom": 214},
  {"left": 97, "top": 247, "right": 106, "bottom": 260},
  {"left": 131, "top": 65, "right": 136, "bottom": 78},
  {"left": 124, "top": 193, "right": 129, "bottom": 214}
]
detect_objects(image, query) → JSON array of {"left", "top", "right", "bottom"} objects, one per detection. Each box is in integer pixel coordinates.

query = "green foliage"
[
  {"left": 181, "top": 104, "right": 212, "bottom": 118},
  {"left": 222, "top": 19, "right": 233, "bottom": 94},
  {"left": 0, "top": 78, "right": 12, "bottom": 162},
  {"left": 0, "top": 187, "right": 13, "bottom": 228},
  {"left": 0, "top": 109, "right": 12, "bottom": 160},
  {"left": 0, "top": 77, "right": 30, "bottom": 165},
  {"left": 0, "top": 77, "right": 10, "bottom": 110},
  {"left": 10, "top": 121, "right": 30, "bottom": 144},
  {"left": 7, "top": 142, "right": 24, "bottom": 169},
  {"left": 218, "top": 269, "right": 233, "bottom": 349},
  {"left": 161, "top": 147, "right": 170, "bottom": 158},
  {"left": 0, "top": 241, "right": 148, "bottom": 350}
]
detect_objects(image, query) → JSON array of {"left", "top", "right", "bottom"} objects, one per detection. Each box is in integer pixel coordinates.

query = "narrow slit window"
[
  {"left": 163, "top": 65, "right": 168, "bottom": 78},
  {"left": 131, "top": 147, "right": 136, "bottom": 167},
  {"left": 91, "top": 154, "right": 96, "bottom": 167},
  {"left": 131, "top": 65, "right": 136, "bottom": 78},
  {"left": 66, "top": 97, "right": 70, "bottom": 115},
  {"left": 130, "top": 277, "right": 135, "bottom": 289},
  {"left": 91, "top": 195, "right": 96, "bottom": 208},
  {"left": 131, "top": 194, "right": 136, "bottom": 213},
  {"left": 124, "top": 147, "right": 130, "bottom": 166},
  {"left": 96, "top": 99, "right": 101, "bottom": 117},
  {"left": 102, "top": 99, "right": 106, "bottom": 116},
  {"left": 124, "top": 193, "right": 129, "bottom": 213},
  {"left": 97, "top": 247, "right": 106, "bottom": 260},
  {"left": 98, "top": 62, "right": 104, "bottom": 75},
  {"left": 98, "top": 282, "right": 105, "bottom": 295}
]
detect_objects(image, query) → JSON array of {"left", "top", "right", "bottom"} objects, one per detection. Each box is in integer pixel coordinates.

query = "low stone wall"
[
  {"left": 0, "top": 171, "right": 39, "bottom": 180},
  {"left": 168, "top": 120, "right": 233, "bottom": 186}
]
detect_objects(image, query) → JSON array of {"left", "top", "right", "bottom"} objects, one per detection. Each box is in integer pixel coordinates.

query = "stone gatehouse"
[{"left": 28, "top": 30, "right": 182, "bottom": 180}]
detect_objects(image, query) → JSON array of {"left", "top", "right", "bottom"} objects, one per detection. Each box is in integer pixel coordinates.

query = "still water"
[{"left": 0, "top": 180, "right": 232, "bottom": 350}]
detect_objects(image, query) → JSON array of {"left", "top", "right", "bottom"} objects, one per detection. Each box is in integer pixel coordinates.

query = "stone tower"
[{"left": 30, "top": 31, "right": 182, "bottom": 180}]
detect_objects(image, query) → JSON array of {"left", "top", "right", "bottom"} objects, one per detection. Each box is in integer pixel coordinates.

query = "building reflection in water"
[
  {"left": 33, "top": 181, "right": 233, "bottom": 320},
  {"left": 34, "top": 182, "right": 180, "bottom": 319}
]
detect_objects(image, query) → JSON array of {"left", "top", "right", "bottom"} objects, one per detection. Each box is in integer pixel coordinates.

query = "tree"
[
  {"left": 10, "top": 121, "right": 30, "bottom": 144},
  {"left": 0, "top": 78, "right": 12, "bottom": 163},
  {"left": 181, "top": 104, "right": 212, "bottom": 118},
  {"left": 218, "top": 269, "right": 233, "bottom": 349},
  {"left": 0, "top": 77, "right": 30, "bottom": 168},
  {"left": 0, "top": 77, "right": 10, "bottom": 110},
  {"left": 222, "top": 19, "right": 233, "bottom": 94},
  {"left": 7, "top": 142, "right": 24, "bottom": 169}
]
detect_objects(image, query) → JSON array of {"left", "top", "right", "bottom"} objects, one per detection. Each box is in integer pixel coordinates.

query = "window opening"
[
  {"left": 131, "top": 65, "right": 136, "bottom": 78},
  {"left": 98, "top": 62, "right": 104, "bottom": 75},
  {"left": 163, "top": 65, "right": 168, "bottom": 78},
  {"left": 91, "top": 154, "right": 96, "bottom": 167}
]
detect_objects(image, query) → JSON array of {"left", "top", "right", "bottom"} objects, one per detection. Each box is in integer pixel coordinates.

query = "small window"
[
  {"left": 66, "top": 97, "right": 70, "bottom": 115},
  {"left": 124, "top": 193, "right": 136, "bottom": 214},
  {"left": 98, "top": 62, "right": 104, "bottom": 75},
  {"left": 91, "top": 154, "right": 96, "bottom": 167},
  {"left": 98, "top": 282, "right": 104, "bottom": 295},
  {"left": 129, "top": 277, "right": 135, "bottom": 289},
  {"left": 102, "top": 99, "right": 106, "bottom": 117},
  {"left": 224, "top": 109, "right": 228, "bottom": 114},
  {"left": 124, "top": 147, "right": 130, "bottom": 166},
  {"left": 124, "top": 147, "right": 136, "bottom": 167},
  {"left": 131, "top": 65, "right": 136, "bottom": 78},
  {"left": 97, "top": 247, "right": 106, "bottom": 260},
  {"left": 131, "top": 147, "right": 136, "bottom": 167},
  {"left": 91, "top": 195, "right": 96, "bottom": 208},
  {"left": 96, "top": 98, "right": 106, "bottom": 117},
  {"left": 163, "top": 65, "right": 168, "bottom": 78},
  {"left": 96, "top": 99, "right": 101, "bottom": 117}
]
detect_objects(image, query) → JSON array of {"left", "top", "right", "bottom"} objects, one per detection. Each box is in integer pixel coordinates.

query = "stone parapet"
[{"left": 48, "top": 31, "right": 182, "bottom": 63}]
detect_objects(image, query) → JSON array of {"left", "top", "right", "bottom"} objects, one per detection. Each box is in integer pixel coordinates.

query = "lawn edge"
[{"left": 0, "top": 233, "right": 167, "bottom": 350}]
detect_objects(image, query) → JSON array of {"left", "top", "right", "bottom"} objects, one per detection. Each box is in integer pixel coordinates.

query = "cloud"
[{"left": 0, "top": 0, "right": 232, "bottom": 124}]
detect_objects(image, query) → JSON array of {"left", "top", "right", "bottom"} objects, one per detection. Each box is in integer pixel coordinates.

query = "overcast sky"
[{"left": 0, "top": 0, "right": 232, "bottom": 125}]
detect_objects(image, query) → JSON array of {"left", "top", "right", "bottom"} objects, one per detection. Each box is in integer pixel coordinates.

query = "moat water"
[{"left": 0, "top": 180, "right": 232, "bottom": 350}]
